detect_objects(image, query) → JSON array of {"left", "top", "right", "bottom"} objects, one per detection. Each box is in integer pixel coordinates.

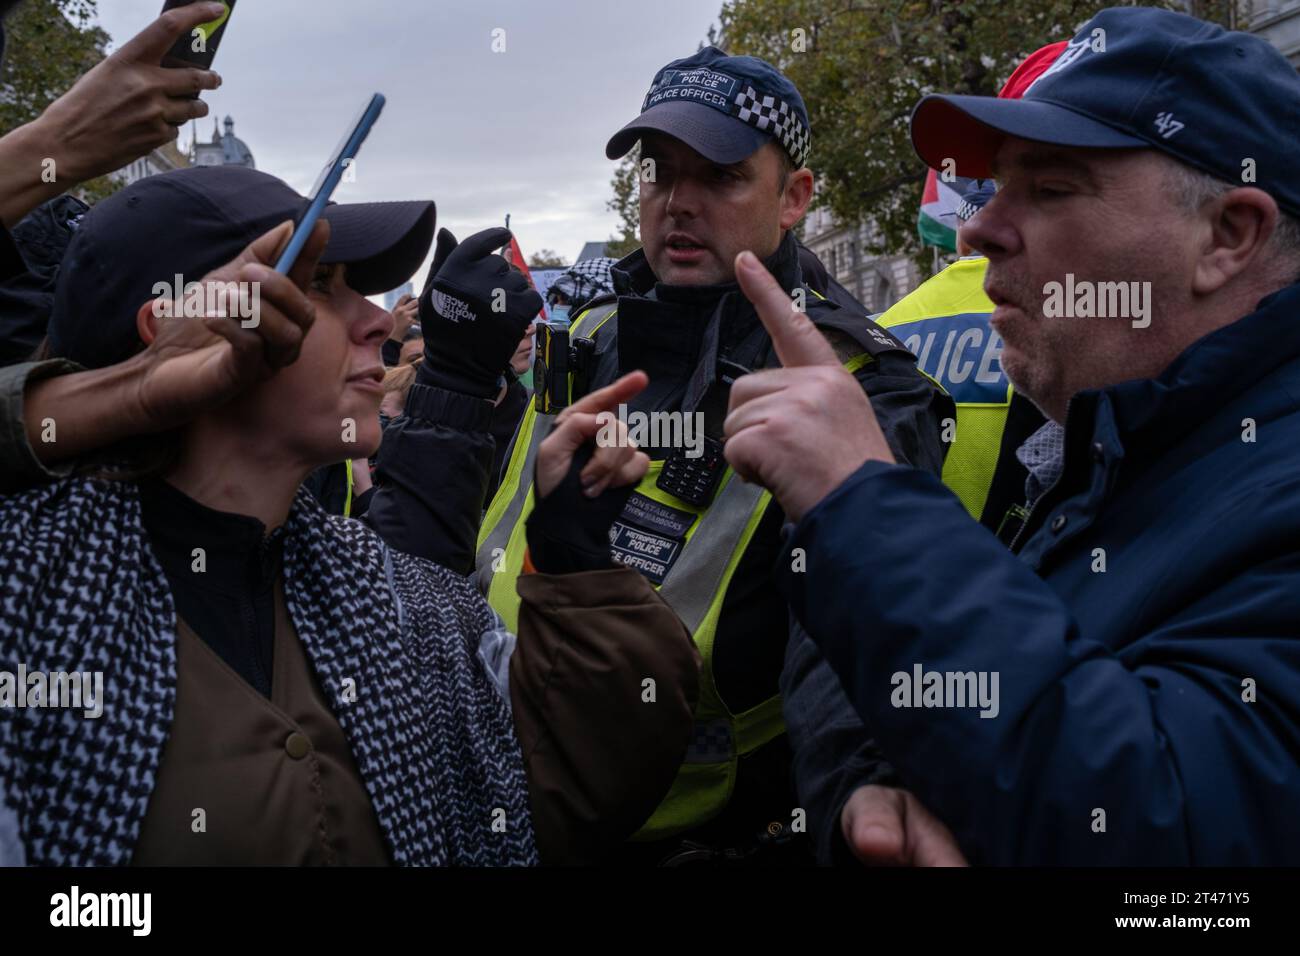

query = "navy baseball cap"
[
  {"left": 606, "top": 46, "right": 811, "bottom": 168},
  {"left": 910, "top": 6, "right": 1300, "bottom": 216},
  {"left": 48, "top": 166, "right": 435, "bottom": 369}
]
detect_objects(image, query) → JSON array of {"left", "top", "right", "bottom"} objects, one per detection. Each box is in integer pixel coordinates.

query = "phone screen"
[{"left": 160, "top": 0, "right": 236, "bottom": 70}]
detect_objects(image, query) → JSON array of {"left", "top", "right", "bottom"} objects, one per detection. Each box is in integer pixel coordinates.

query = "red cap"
[{"left": 998, "top": 41, "right": 1068, "bottom": 99}]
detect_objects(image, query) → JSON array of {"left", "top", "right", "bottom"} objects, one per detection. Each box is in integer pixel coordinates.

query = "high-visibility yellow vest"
[
  {"left": 875, "top": 256, "right": 1010, "bottom": 519},
  {"left": 475, "top": 299, "right": 876, "bottom": 840},
  {"left": 343, "top": 459, "right": 355, "bottom": 518}
]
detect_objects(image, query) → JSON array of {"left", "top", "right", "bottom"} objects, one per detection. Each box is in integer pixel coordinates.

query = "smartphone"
[
  {"left": 160, "top": 0, "right": 236, "bottom": 71},
  {"left": 274, "top": 93, "right": 387, "bottom": 275}
]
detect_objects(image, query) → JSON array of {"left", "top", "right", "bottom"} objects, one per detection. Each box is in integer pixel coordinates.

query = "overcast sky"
[{"left": 94, "top": 0, "right": 720, "bottom": 288}]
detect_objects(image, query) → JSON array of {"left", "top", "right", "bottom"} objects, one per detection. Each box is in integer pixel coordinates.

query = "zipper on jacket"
[{"left": 1008, "top": 399, "right": 1079, "bottom": 553}]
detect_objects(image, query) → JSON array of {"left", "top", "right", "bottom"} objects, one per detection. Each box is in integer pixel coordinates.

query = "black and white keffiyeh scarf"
[{"left": 0, "top": 476, "right": 538, "bottom": 866}]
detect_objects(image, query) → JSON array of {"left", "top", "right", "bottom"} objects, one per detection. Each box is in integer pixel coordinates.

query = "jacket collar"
[
  {"left": 1078, "top": 281, "right": 1300, "bottom": 457},
  {"left": 611, "top": 231, "right": 804, "bottom": 388},
  {"left": 1017, "top": 281, "right": 1300, "bottom": 565}
]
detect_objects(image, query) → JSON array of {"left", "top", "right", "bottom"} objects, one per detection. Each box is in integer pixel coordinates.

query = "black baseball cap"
[
  {"left": 47, "top": 166, "right": 435, "bottom": 369},
  {"left": 910, "top": 6, "right": 1300, "bottom": 217},
  {"left": 606, "top": 46, "right": 811, "bottom": 168}
]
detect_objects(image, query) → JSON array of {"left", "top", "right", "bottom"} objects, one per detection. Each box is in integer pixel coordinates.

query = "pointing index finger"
[
  {"left": 559, "top": 371, "right": 649, "bottom": 422},
  {"left": 735, "top": 250, "right": 839, "bottom": 368}
]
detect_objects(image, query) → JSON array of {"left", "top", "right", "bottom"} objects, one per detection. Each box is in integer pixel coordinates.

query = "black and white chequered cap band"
[{"left": 733, "top": 84, "right": 811, "bottom": 167}]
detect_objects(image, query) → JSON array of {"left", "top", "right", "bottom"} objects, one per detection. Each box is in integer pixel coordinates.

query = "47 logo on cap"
[{"left": 1153, "top": 111, "right": 1185, "bottom": 139}]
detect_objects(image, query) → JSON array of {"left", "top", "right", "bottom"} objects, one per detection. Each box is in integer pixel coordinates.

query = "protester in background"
[
  {"left": 398, "top": 326, "right": 423, "bottom": 365},
  {"left": 729, "top": 6, "right": 1300, "bottom": 865},
  {"left": 368, "top": 363, "right": 420, "bottom": 504},
  {"left": 545, "top": 257, "right": 615, "bottom": 322},
  {"left": 383, "top": 293, "right": 419, "bottom": 366},
  {"left": 485, "top": 321, "right": 534, "bottom": 501},
  {"left": 380, "top": 361, "right": 417, "bottom": 422},
  {"left": 0, "top": 166, "right": 699, "bottom": 866}
]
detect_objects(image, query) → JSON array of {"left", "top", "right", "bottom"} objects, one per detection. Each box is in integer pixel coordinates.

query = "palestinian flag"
[
  {"left": 917, "top": 171, "right": 979, "bottom": 251},
  {"left": 503, "top": 233, "right": 547, "bottom": 320}
]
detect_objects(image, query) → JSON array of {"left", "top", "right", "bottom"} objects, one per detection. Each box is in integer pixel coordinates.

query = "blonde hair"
[{"left": 383, "top": 362, "right": 417, "bottom": 399}]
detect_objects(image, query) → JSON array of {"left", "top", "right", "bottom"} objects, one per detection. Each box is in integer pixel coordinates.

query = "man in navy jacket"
[{"left": 723, "top": 6, "right": 1300, "bottom": 865}]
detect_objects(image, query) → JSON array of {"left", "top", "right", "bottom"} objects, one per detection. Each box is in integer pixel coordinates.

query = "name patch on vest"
[{"left": 608, "top": 492, "right": 697, "bottom": 585}]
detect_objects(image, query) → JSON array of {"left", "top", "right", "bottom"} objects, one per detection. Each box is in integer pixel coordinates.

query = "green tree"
[
  {"left": 718, "top": 0, "right": 1247, "bottom": 263},
  {"left": 0, "top": 0, "right": 120, "bottom": 203},
  {"left": 604, "top": 148, "right": 641, "bottom": 259},
  {"left": 528, "top": 249, "right": 567, "bottom": 268}
]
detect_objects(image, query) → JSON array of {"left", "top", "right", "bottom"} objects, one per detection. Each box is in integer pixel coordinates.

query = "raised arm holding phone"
[{"left": 0, "top": 1, "right": 225, "bottom": 228}]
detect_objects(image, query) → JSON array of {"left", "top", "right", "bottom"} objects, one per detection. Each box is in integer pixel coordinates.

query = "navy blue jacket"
[{"left": 780, "top": 281, "right": 1300, "bottom": 865}]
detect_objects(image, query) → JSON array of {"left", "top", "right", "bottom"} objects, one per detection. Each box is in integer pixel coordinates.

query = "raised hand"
[
  {"left": 537, "top": 371, "right": 651, "bottom": 500},
  {"left": 724, "top": 250, "right": 895, "bottom": 522},
  {"left": 417, "top": 227, "right": 544, "bottom": 398},
  {"left": 131, "top": 218, "right": 329, "bottom": 429}
]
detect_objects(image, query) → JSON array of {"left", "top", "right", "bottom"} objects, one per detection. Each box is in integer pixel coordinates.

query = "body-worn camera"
[{"left": 533, "top": 322, "right": 596, "bottom": 414}]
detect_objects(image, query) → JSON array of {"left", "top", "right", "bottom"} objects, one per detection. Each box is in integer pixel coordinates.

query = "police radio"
[
  {"left": 533, "top": 321, "right": 596, "bottom": 414},
  {"left": 655, "top": 359, "right": 749, "bottom": 508}
]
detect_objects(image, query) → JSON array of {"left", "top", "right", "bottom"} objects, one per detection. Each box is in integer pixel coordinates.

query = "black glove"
[
  {"left": 417, "top": 227, "right": 543, "bottom": 399},
  {"left": 526, "top": 444, "right": 636, "bottom": 575}
]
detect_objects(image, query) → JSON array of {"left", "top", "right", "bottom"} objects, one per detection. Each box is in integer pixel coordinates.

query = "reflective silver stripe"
[
  {"left": 658, "top": 475, "right": 768, "bottom": 634},
  {"left": 570, "top": 301, "right": 617, "bottom": 338},
  {"left": 475, "top": 413, "right": 553, "bottom": 591}
]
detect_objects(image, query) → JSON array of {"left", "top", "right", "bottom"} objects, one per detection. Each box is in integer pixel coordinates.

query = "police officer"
[{"left": 476, "top": 47, "right": 952, "bottom": 864}]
